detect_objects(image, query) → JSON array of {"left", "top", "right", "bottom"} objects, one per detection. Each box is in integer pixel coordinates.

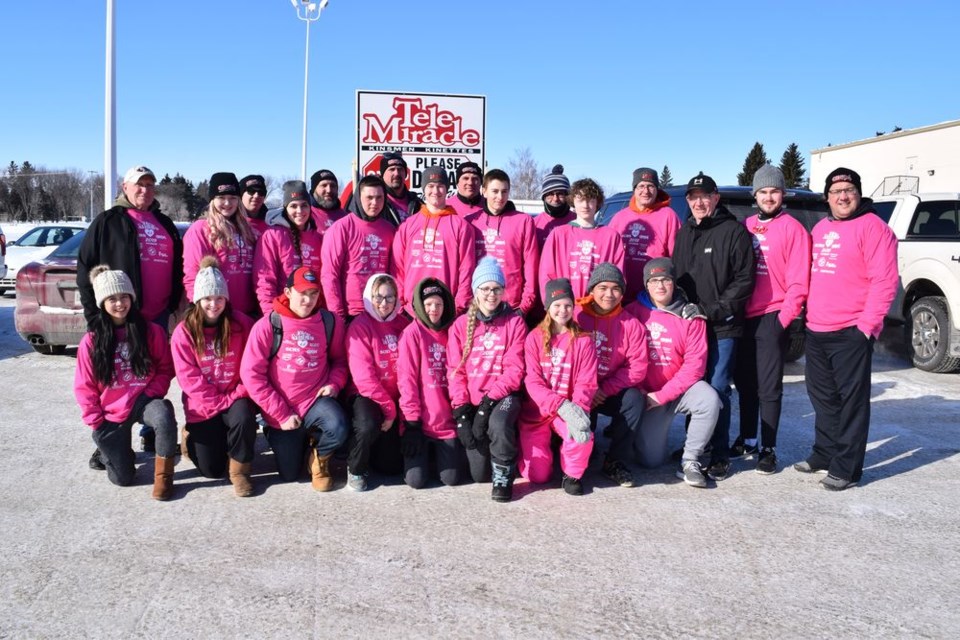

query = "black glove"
[
  {"left": 453, "top": 404, "right": 477, "bottom": 450},
  {"left": 401, "top": 420, "right": 425, "bottom": 458},
  {"left": 681, "top": 303, "right": 707, "bottom": 320},
  {"left": 472, "top": 395, "right": 496, "bottom": 440}
]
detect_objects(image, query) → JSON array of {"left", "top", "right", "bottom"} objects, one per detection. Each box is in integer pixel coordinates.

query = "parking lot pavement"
[{"left": 0, "top": 295, "right": 958, "bottom": 637}]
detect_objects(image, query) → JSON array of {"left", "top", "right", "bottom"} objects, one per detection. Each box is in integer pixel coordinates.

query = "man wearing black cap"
[
  {"left": 380, "top": 151, "right": 423, "bottom": 227},
  {"left": 238, "top": 174, "right": 270, "bottom": 236},
  {"left": 448, "top": 161, "right": 484, "bottom": 217},
  {"left": 797, "top": 167, "right": 898, "bottom": 491},
  {"left": 309, "top": 169, "right": 348, "bottom": 239},
  {"left": 672, "top": 172, "right": 754, "bottom": 481},
  {"left": 533, "top": 164, "right": 574, "bottom": 250}
]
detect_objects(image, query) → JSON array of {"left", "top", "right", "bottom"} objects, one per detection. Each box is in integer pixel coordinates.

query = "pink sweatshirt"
[
  {"left": 575, "top": 303, "right": 648, "bottom": 398},
  {"left": 392, "top": 206, "right": 477, "bottom": 315},
  {"left": 519, "top": 329, "right": 598, "bottom": 425},
  {"left": 447, "top": 310, "right": 527, "bottom": 407},
  {"left": 126, "top": 209, "right": 174, "bottom": 321},
  {"left": 626, "top": 300, "right": 708, "bottom": 405},
  {"left": 182, "top": 219, "right": 258, "bottom": 316},
  {"left": 533, "top": 210, "right": 576, "bottom": 251},
  {"left": 253, "top": 225, "right": 324, "bottom": 315},
  {"left": 320, "top": 215, "right": 396, "bottom": 319},
  {"left": 464, "top": 208, "right": 539, "bottom": 314},
  {"left": 346, "top": 311, "right": 410, "bottom": 425},
  {"left": 539, "top": 223, "right": 625, "bottom": 300},
  {"left": 448, "top": 195, "right": 484, "bottom": 218},
  {"left": 608, "top": 198, "right": 680, "bottom": 300},
  {"left": 743, "top": 212, "right": 812, "bottom": 325},
  {"left": 171, "top": 311, "right": 253, "bottom": 423},
  {"left": 806, "top": 212, "right": 899, "bottom": 338},
  {"left": 74, "top": 322, "right": 174, "bottom": 428},
  {"left": 310, "top": 205, "right": 348, "bottom": 241},
  {"left": 239, "top": 296, "right": 348, "bottom": 428},
  {"left": 396, "top": 321, "right": 456, "bottom": 440}
]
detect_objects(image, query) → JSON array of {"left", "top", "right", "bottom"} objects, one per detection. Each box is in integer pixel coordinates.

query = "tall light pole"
[
  {"left": 290, "top": 0, "right": 329, "bottom": 182},
  {"left": 104, "top": 0, "right": 117, "bottom": 208}
]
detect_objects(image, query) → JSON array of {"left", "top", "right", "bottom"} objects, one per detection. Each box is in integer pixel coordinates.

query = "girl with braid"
[
  {"left": 253, "top": 180, "right": 325, "bottom": 315},
  {"left": 447, "top": 257, "right": 527, "bottom": 502}
]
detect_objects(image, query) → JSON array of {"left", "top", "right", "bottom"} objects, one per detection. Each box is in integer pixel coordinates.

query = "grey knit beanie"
[
  {"left": 90, "top": 264, "right": 136, "bottom": 308},
  {"left": 283, "top": 180, "right": 309, "bottom": 207},
  {"left": 193, "top": 256, "right": 229, "bottom": 302},
  {"left": 643, "top": 257, "right": 676, "bottom": 285},
  {"left": 752, "top": 164, "right": 786, "bottom": 195},
  {"left": 587, "top": 262, "right": 626, "bottom": 293}
]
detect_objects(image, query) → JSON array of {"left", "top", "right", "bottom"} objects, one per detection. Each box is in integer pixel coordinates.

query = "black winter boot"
[{"left": 491, "top": 462, "right": 514, "bottom": 503}]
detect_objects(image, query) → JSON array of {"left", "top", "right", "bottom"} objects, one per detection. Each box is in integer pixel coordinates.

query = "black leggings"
[
  {"left": 346, "top": 395, "right": 402, "bottom": 476},
  {"left": 185, "top": 398, "right": 258, "bottom": 478}
]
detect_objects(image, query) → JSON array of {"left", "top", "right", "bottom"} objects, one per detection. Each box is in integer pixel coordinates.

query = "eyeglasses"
[
  {"left": 686, "top": 194, "right": 714, "bottom": 202},
  {"left": 244, "top": 188, "right": 267, "bottom": 196},
  {"left": 635, "top": 184, "right": 657, "bottom": 192},
  {"left": 544, "top": 191, "right": 568, "bottom": 199},
  {"left": 827, "top": 187, "right": 858, "bottom": 197},
  {"left": 373, "top": 295, "right": 396, "bottom": 304},
  {"left": 478, "top": 286, "right": 504, "bottom": 296},
  {"left": 647, "top": 277, "right": 673, "bottom": 287}
]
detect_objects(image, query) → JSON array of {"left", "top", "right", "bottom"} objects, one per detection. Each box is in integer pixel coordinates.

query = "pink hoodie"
[
  {"left": 533, "top": 210, "right": 576, "bottom": 251},
  {"left": 320, "top": 214, "right": 396, "bottom": 319},
  {"left": 392, "top": 206, "right": 477, "bottom": 315},
  {"left": 310, "top": 205, "right": 348, "bottom": 240},
  {"left": 396, "top": 321, "right": 456, "bottom": 440},
  {"left": 519, "top": 328, "right": 598, "bottom": 425},
  {"left": 448, "top": 195, "right": 484, "bottom": 218},
  {"left": 608, "top": 199, "right": 680, "bottom": 300},
  {"left": 182, "top": 219, "right": 259, "bottom": 316},
  {"left": 74, "top": 322, "right": 174, "bottom": 428},
  {"left": 626, "top": 301, "right": 707, "bottom": 405},
  {"left": 239, "top": 295, "right": 347, "bottom": 428},
  {"left": 345, "top": 277, "right": 410, "bottom": 425},
  {"left": 171, "top": 310, "right": 253, "bottom": 423},
  {"left": 575, "top": 302, "right": 648, "bottom": 398},
  {"left": 447, "top": 309, "right": 527, "bottom": 407},
  {"left": 743, "top": 212, "right": 811, "bottom": 325},
  {"left": 464, "top": 208, "right": 539, "bottom": 314},
  {"left": 253, "top": 224, "right": 324, "bottom": 315},
  {"left": 806, "top": 212, "right": 899, "bottom": 338},
  {"left": 539, "top": 223, "right": 625, "bottom": 300}
]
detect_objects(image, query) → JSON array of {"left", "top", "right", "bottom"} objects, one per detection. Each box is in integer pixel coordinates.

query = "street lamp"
[{"left": 290, "top": 0, "right": 330, "bottom": 182}]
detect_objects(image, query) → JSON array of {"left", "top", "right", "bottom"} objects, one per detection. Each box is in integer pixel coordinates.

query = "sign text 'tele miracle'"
[{"left": 362, "top": 97, "right": 481, "bottom": 147}]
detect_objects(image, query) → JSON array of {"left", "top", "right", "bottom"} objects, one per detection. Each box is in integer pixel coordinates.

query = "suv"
[
  {"left": 597, "top": 186, "right": 829, "bottom": 362},
  {"left": 873, "top": 193, "right": 960, "bottom": 372}
]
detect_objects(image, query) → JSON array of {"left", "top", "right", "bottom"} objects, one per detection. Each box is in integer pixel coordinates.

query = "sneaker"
[
  {"left": 561, "top": 474, "right": 583, "bottom": 496},
  {"left": 706, "top": 458, "right": 731, "bottom": 481},
  {"left": 793, "top": 460, "right": 829, "bottom": 474},
  {"left": 676, "top": 460, "right": 707, "bottom": 488},
  {"left": 601, "top": 459, "right": 635, "bottom": 488},
  {"left": 755, "top": 447, "right": 777, "bottom": 475},
  {"left": 140, "top": 431, "right": 156, "bottom": 453},
  {"left": 346, "top": 471, "right": 368, "bottom": 492},
  {"left": 491, "top": 480, "right": 513, "bottom": 503},
  {"left": 89, "top": 448, "right": 106, "bottom": 471},
  {"left": 819, "top": 474, "right": 858, "bottom": 491},
  {"left": 729, "top": 437, "right": 759, "bottom": 460}
]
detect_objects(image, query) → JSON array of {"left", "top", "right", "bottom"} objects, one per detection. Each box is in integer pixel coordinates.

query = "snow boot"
[
  {"left": 308, "top": 448, "right": 334, "bottom": 492},
  {"left": 152, "top": 456, "right": 175, "bottom": 501},
  {"left": 229, "top": 459, "right": 254, "bottom": 497},
  {"left": 491, "top": 462, "right": 514, "bottom": 503}
]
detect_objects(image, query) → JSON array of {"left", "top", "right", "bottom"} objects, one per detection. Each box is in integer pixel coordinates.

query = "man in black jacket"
[{"left": 672, "top": 172, "right": 754, "bottom": 480}]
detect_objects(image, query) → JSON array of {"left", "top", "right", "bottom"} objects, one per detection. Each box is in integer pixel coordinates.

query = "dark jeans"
[
  {"left": 185, "top": 398, "right": 258, "bottom": 478},
  {"left": 263, "top": 396, "right": 348, "bottom": 482},
  {"left": 91, "top": 394, "right": 177, "bottom": 487},
  {"left": 346, "top": 395, "right": 402, "bottom": 476},
  {"left": 463, "top": 394, "right": 522, "bottom": 482},
  {"left": 404, "top": 437, "right": 462, "bottom": 489},
  {"left": 593, "top": 387, "right": 646, "bottom": 464},
  {"left": 140, "top": 314, "right": 172, "bottom": 439},
  {"left": 734, "top": 312, "right": 787, "bottom": 447},
  {"left": 706, "top": 335, "right": 737, "bottom": 462},
  {"left": 804, "top": 327, "right": 874, "bottom": 482}
]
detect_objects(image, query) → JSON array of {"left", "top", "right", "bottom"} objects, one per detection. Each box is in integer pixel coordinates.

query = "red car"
[{"left": 15, "top": 223, "right": 189, "bottom": 354}]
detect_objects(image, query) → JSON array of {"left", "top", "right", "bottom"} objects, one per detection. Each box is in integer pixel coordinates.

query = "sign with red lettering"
[{"left": 356, "top": 91, "right": 486, "bottom": 192}]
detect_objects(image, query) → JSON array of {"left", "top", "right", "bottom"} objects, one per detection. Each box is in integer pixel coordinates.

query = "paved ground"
[{"left": 1, "top": 295, "right": 958, "bottom": 638}]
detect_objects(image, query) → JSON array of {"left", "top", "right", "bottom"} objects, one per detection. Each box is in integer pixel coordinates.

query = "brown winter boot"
[
  {"left": 307, "top": 448, "right": 334, "bottom": 492},
  {"left": 229, "top": 458, "right": 254, "bottom": 497},
  {"left": 152, "top": 456, "right": 175, "bottom": 501}
]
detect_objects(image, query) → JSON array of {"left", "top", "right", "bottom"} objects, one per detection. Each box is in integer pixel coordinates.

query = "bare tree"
[{"left": 505, "top": 148, "right": 544, "bottom": 200}]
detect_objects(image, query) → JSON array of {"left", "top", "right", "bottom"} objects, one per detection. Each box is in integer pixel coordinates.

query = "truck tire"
[{"left": 909, "top": 296, "right": 960, "bottom": 373}]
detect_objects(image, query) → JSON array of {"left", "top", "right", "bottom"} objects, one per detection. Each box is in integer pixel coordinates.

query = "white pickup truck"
[{"left": 873, "top": 193, "right": 960, "bottom": 372}]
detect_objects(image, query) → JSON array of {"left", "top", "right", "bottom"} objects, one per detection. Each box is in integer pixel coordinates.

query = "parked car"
[
  {"left": 596, "top": 185, "right": 830, "bottom": 362},
  {"left": 15, "top": 222, "right": 190, "bottom": 354},
  {"left": 0, "top": 223, "right": 88, "bottom": 295}
]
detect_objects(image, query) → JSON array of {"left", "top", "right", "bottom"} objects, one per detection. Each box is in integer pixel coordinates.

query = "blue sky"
[{"left": 3, "top": 1, "right": 958, "bottom": 196}]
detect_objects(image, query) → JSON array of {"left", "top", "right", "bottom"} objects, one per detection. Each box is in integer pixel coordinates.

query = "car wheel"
[
  {"left": 909, "top": 296, "right": 960, "bottom": 373},
  {"left": 31, "top": 344, "right": 67, "bottom": 356}
]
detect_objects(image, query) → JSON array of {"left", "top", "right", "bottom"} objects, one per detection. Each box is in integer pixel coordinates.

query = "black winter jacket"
[{"left": 672, "top": 204, "right": 755, "bottom": 339}]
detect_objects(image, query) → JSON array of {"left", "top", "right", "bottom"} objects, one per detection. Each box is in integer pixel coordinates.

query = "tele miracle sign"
[{"left": 356, "top": 90, "right": 486, "bottom": 191}]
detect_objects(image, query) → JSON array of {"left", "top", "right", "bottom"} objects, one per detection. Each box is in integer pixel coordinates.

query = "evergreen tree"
[
  {"left": 736, "top": 142, "right": 768, "bottom": 186},
  {"left": 660, "top": 165, "right": 673, "bottom": 188},
  {"left": 778, "top": 143, "right": 806, "bottom": 188}
]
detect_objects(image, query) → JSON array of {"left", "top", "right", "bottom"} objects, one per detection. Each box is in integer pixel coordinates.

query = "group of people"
[{"left": 73, "top": 154, "right": 898, "bottom": 502}]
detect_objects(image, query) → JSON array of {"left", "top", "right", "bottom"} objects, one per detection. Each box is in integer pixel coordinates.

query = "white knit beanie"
[
  {"left": 90, "top": 264, "right": 136, "bottom": 308},
  {"left": 193, "top": 256, "right": 229, "bottom": 303}
]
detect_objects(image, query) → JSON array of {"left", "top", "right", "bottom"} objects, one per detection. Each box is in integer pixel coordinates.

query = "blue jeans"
[
  {"left": 264, "top": 396, "right": 348, "bottom": 482},
  {"left": 705, "top": 336, "right": 736, "bottom": 462}
]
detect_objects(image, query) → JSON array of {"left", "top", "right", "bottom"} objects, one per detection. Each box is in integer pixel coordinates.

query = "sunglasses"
[{"left": 244, "top": 188, "right": 267, "bottom": 196}]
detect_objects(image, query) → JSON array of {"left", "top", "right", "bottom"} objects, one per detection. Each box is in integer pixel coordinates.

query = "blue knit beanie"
[{"left": 472, "top": 256, "right": 506, "bottom": 291}]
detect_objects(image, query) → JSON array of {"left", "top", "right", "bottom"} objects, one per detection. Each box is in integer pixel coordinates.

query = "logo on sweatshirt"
[
  {"left": 384, "top": 334, "right": 398, "bottom": 351},
  {"left": 550, "top": 347, "right": 565, "bottom": 367},
  {"left": 823, "top": 231, "right": 840, "bottom": 248},
  {"left": 647, "top": 322, "right": 666, "bottom": 341},
  {"left": 290, "top": 330, "right": 313, "bottom": 349}
]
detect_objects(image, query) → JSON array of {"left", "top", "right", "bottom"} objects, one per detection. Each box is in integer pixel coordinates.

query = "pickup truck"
[{"left": 873, "top": 193, "right": 960, "bottom": 373}]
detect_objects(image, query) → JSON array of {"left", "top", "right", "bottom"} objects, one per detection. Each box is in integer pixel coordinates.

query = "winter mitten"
[
  {"left": 681, "top": 303, "right": 707, "bottom": 321},
  {"left": 453, "top": 404, "right": 478, "bottom": 449},
  {"left": 472, "top": 395, "right": 496, "bottom": 440},
  {"left": 558, "top": 400, "right": 592, "bottom": 443}
]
